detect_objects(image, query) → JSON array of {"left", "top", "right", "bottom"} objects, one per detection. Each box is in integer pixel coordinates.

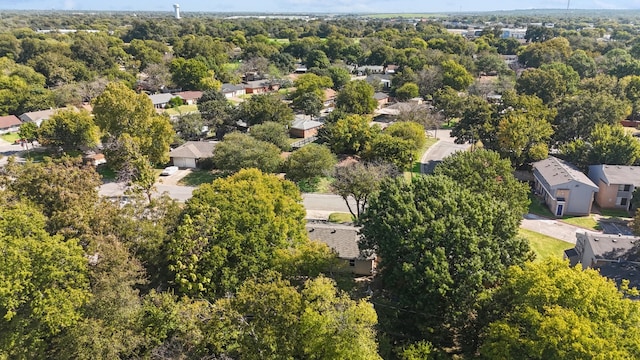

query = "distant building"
[{"left": 0, "top": 115, "right": 22, "bottom": 134}]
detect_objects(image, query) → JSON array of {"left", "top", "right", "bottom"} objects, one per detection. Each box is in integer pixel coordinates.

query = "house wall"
[
  {"left": 335, "top": 258, "right": 375, "bottom": 276},
  {"left": 594, "top": 180, "right": 632, "bottom": 209},
  {"left": 580, "top": 237, "right": 597, "bottom": 270},
  {"left": 290, "top": 127, "right": 319, "bottom": 139},
  {"left": 0, "top": 125, "right": 20, "bottom": 134},
  {"left": 172, "top": 157, "right": 197, "bottom": 168},
  {"left": 556, "top": 180, "right": 595, "bottom": 215}
]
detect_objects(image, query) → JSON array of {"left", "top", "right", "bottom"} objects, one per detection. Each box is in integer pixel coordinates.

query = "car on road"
[{"left": 161, "top": 166, "right": 179, "bottom": 176}]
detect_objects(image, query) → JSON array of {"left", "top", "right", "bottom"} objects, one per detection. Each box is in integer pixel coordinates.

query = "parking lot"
[{"left": 599, "top": 221, "right": 634, "bottom": 236}]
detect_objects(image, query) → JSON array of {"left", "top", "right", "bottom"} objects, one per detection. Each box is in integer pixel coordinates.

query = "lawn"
[
  {"left": 528, "top": 193, "right": 553, "bottom": 217},
  {"left": 328, "top": 212, "right": 354, "bottom": 224},
  {"left": 178, "top": 170, "right": 219, "bottom": 186},
  {"left": 519, "top": 228, "right": 573, "bottom": 262},
  {"left": 599, "top": 208, "right": 632, "bottom": 219},
  {"left": 561, "top": 215, "right": 600, "bottom": 230},
  {"left": 1, "top": 132, "right": 20, "bottom": 143},
  {"left": 164, "top": 104, "right": 198, "bottom": 116},
  {"left": 97, "top": 166, "right": 117, "bottom": 181}
]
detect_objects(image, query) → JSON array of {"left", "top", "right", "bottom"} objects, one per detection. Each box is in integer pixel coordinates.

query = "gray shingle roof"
[
  {"left": 170, "top": 141, "right": 217, "bottom": 159},
  {"left": 148, "top": 93, "right": 175, "bottom": 105},
  {"left": 306, "top": 223, "right": 374, "bottom": 260},
  {"left": 373, "top": 92, "right": 389, "bottom": 100},
  {"left": 594, "top": 165, "right": 640, "bottom": 187},
  {"left": 19, "top": 109, "right": 57, "bottom": 123},
  {"left": 291, "top": 117, "right": 323, "bottom": 130},
  {"left": 533, "top": 157, "right": 597, "bottom": 189}
]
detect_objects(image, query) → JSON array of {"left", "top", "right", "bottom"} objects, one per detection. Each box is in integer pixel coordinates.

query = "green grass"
[
  {"left": 328, "top": 212, "right": 354, "bottom": 223},
  {"left": 561, "top": 215, "right": 600, "bottom": 230},
  {"left": 599, "top": 208, "right": 631, "bottom": 218},
  {"left": 519, "top": 228, "right": 573, "bottom": 262},
  {"left": 164, "top": 104, "right": 198, "bottom": 116},
  {"left": 1, "top": 132, "right": 20, "bottom": 143},
  {"left": 411, "top": 136, "right": 439, "bottom": 174},
  {"left": 528, "top": 193, "right": 554, "bottom": 217},
  {"left": 178, "top": 170, "right": 220, "bottom": 186},
  {"left": 440, "top": 118, "right": 459, "bottom": 130},
  {"left": 97, "top": 166, "right": 117, "bottom": 181}
]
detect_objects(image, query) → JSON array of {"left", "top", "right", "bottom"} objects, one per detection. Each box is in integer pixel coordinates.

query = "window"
[
  {"left": 619, "top": 184, "right": 632, "bottom": 192},
  {"left": 616, "top": 197, "right": 623, "bottom": 206},
  {"left": 621, "top": 198, "right": 628, "bottom": 206},
  {"left": 349, "top": 259, "right": 356, "bottom": 267}
]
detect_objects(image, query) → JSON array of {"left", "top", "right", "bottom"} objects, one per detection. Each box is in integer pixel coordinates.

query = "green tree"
[
  {"left": 197, "top": 89, "right": 235, "bottom": 131},
  {"left": 170, "top": 57, "right": 220, "bottom": 91},
  {"left": 285, "top": 143, "right": 337, "bottom": 182},
  {"left": 173, "top": 112, "right": 204, "bottom": 141},
  {"left": 364, "top": 134, "right": 415, "bottom": 171},
  {"left": 17, "top": 121, "right": 38, "bottom": 148},
  {"left": 434, "top": 149, "right": 531, "bottom": 216},
  {"left": 237, "top": 93, "right": 294, "bottom": 126},
  {"left": 38, "top": 109, "right": 100, "bottom": 151},
  {"left": 335, "top": 80, "right": 377, "bottom": 115},
  {"left": 0, "top": 201, "right": 90, "bottom": 359},
  {"left": 305, "top": 49, "right": 331, "bottom": 69},
  {"left": 359, "top": 175, "right": 532, "bottom": 348},
  {"left": 324, "top": 114, "right": 379, "bottom": 155},
  {"left": 2, "top": 157, "right": 102, "bottom": 238},
  {"left": 395, "top": 82, "right": 420, "bottom": 101},
  {"left": 327, "top": 66, "right": 351, "bottom": 90},
  {"left": 567, "top": 49, "right": 597, "bottom": 78},
  {"left": 516, "top": 67, "right": 566, "bottom": 104},
  {"left": 496, "top": 112, "right": 554, "bottom": 168},
  {"left": 385, "top": 121, "right": 426, "bottom": 150},
  {"left": 440, "top": 59, "right": 474, "bottom": 91},
  {"left": 561, "top": 124, "right": 640, "bottom": 169},
  {"left": 478, "top": 259, "right": 640, "bottom": 359},
  {"left": 331, "top": 161, "right": 398, "bottom": 220},
  {"left": 250, "top": 121, "right": 290, "bottom": 150},
  {"left": 92, "top": 82, "right": 175, "bottom": 165},
  {"left": 553, "top": 91, "right": 631, "bottom": 143},
  {"left": 168, "top": 169, "right": 308, "bottom": 298},
  {"left": 292, "top": 91, "right": 323, "bottom": 118},
  {"left": 212, "top": 132, "right": 283, "bottom": 173},
  {"left": 518, "top": 37, "right": 571, "bottom": 68}
]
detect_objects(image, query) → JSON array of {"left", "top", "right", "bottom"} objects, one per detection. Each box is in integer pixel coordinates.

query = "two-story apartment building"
[
  {"left": 532, "top": 157, "right": 599, "bottom": 216},
  {"left": 588, "top": 165, "right": 640, "bottom": 212}
]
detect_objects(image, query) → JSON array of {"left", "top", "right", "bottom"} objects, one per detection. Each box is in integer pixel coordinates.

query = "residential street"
[{"left": 420, "top": 129, "right": 471, "bottom": 174}]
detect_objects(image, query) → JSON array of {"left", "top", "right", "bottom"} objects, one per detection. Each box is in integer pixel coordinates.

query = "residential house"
[
  {"left": 0, "top": 115, "right": 21, "bottom": 134},
  {"left": 170, "top": 141, "right": 217, "bottom": 168},
  {"left": 221, "top": 83, "right": 246, "bottom": 99},
  {"left": 365, "top": 74, "right": 392, "bottom": 91},
  {"left": 244, "top": 80, "right": 280, "bottom": 94},
  {"left": 355, "top": 65, "right": 384, "bottom": 75},
  {"left": 384, "top": 64, "right": 398, "bottom": 74},
  {"left": 294, "top": 64, "right": 308, "bottom": 73},
  {"left": 323, "top": 88, "right": 337, "bottom": 108},
  {"left": 19, "top": 108, "right": 57, "bottom": 127},
  {"left": 532, "top": 157, "right": 598, "bottom": 216},
  {"left": 173, "top": 91, "right": 203, "bottom": 105},
  {"left": 290, "top": 116, "right": 323, "bottom": 138},
  {"left": 83, "top": 153, "right": 107, "bottom": 167},
  {"left": 147, "top": 93, "right": 175, "bottom": 109},
  {"left": 588, "top": 165, "right": 640, "bottom": 212},
  {"left": 373, "top": 92, "right": 390, "bottom": 108},
  {"left": 565, "top": 232, "right": 640, "bottom": 289},
  {"left": 306, "top": 222, "right": 376, "bottom": 276}
]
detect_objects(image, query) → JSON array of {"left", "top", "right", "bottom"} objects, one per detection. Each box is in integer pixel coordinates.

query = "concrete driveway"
[
  {"left": 420, "top": 129, "right": 470, "bottom": 174},
  {"left": 521, "top": 213, "right": 598, "bottom": 244},
  {"left": 157, "top": 168, "right": 192, "bottom": 185}
]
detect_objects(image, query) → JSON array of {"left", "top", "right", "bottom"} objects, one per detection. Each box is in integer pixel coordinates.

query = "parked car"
[{"left": 161, "top": 166, "right": 179, "bottom": 176}]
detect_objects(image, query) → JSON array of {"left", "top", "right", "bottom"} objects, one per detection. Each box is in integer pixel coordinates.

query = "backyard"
[{"left": 519, "top": 228, "right": 573, "bottom": 261}]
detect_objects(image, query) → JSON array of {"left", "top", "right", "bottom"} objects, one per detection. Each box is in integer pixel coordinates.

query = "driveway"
[
  {"left": 420, "top": 129, "right": 470, "bottom": 174},
  {"left": 521, "top": 213, "right": 597, "bottom": 244},
  {"left": 157, "top": 168, "right": 192, "bottom": 185}
]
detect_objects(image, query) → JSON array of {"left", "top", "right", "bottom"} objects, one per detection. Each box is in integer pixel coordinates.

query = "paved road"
[{"left": 420, "top": 129, "right": 470, "bottom": 174}]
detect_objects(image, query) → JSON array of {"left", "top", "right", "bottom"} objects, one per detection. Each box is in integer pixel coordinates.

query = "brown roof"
[
  {"left": 173, "top": 91, "right": 203, "bottom": 101},
  {"left": 170, "top": 141, "right": 217, "bottom": 159},
  {"left": 324, "top": 88, "right": 337, "bottom": 100},
  {"left": 0, "top": 115, "right": 21, "bottom": 129}
]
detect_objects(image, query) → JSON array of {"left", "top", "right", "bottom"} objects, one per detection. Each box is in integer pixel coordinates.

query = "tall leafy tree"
[
  {"left": 434, "top": 149, "right": 531, "bottom": 216},
  {"left": 249, "top": 121, "right": 290, "bottom": 151},
  {"left": 167, "top": 169, "right": 308, "bottom": 298},
  {"left": 363, "top": 134, "right": 415, "bottom": 171},
  {"left": 38, "top": 108, "right": 100, "bottom": 151},
  {"left": 561, "top": 124, "right": 640, "bottom": 170},
  {"left": 496, "top": 112, "right": 554, "bottom": 168},
  {"left": 359, "top": 175, "right": 532, "bottom": 348},
  {"left": 0, "top": 201, "right": 90, "bottom": 359},
  {"left": 335, "top": 80, "right": 377, "bottom": 115},
  {"left": 324, "top": 114, "right": 380, "bottom": 155},
  {"left": 212, "top": 132, "right": 283, "bottom": 173},
  {"left": 284, "top": 143, "right": 337, "bottom": 182},
  {"left": 478, "top": 259, "right": 640, "bottom": 359},
  {"left": 440, "top": 59, "right": 473, "bottom": 91},
  {"left": 92, "top": 82, "right": 175, "bottom": 165},
  {"left": 236, "top": 93, "right": 294, "bottom": 126}
]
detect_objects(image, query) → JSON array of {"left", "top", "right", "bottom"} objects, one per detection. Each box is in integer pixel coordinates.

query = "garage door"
[{"left": 173, "top": 157, "right": 196, "bottom": 168}]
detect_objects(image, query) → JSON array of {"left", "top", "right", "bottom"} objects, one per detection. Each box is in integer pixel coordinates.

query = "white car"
[{"left": 161, "top": 166, "right": 179, "bottom": 176}]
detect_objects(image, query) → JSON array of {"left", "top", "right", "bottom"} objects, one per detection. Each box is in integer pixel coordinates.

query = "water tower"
[{"left": 173, "top": 4, "right": 181, "bottom": 19}]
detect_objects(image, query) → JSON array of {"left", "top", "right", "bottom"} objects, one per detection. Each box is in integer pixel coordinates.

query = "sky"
[{"left": 0, "top": 0, "right": 639, "bottom": 13}]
